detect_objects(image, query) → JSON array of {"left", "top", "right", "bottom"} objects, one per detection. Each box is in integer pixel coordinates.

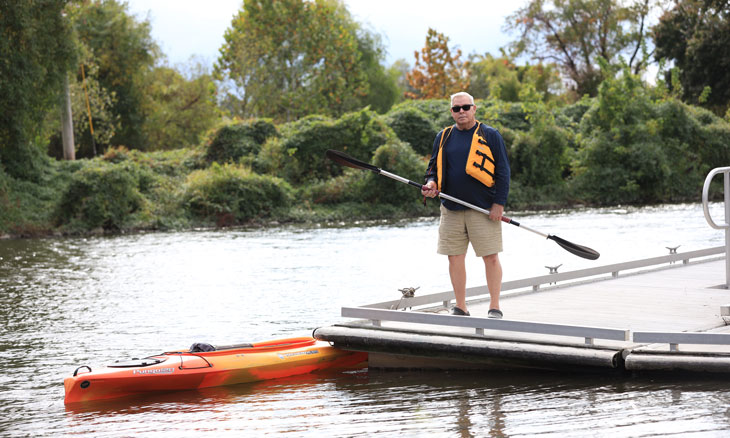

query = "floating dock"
[{"left": 314, "top": 247, "right": 730, "bottom": 374}]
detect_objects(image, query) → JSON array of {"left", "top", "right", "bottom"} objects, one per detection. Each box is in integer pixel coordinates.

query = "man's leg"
[
  {"left": 448, "top": 254, "right": 468, "bottom": 311},
  {"left": 483, "top": 253, "right": 502, "bottom": 310}
]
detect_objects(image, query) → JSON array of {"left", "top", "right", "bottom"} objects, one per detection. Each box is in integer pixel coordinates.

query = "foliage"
[
  {"left": 355, "top": 27, "right": 402, "bottom": 113},
  {"left": 0, "top": 0, "right": 76, "bottom": 179},
  {"left": 300, "top": 167, "right": 368, "bottom": 206},
  {"left": 654, "top": 99, "right": 730, "bottom": 200},
  {"left": 653, "top": 0, "right": 730, "bottom": 116},
  {"left": 183, "top": 163, "right": 293, "bottom": 226},
  {"left": 204, "top": 119, "right": 278, "bottom": 166},
  {"left": 467, "top": 53, "right": 564, "bottom": 102},
  {"left": 359, "top": 141, "right": 429, "bottom": 207},
  {"left": 388, "top": 59, "right": 417, "bottom": 98},
  {"left": 216, "top": 0, "right": 368, "bottom": 122},
  {"left": 573, "top": 62, "right": 668, "bottom": 204},
  {"left": 102, "top": 147, "right": 206, "bottom": 230},
  {"left": 387, "top": 99, "right": 454, "bottom": 128},
  {"left": 55, "top": 161, "right": 145, "bottom": 231},
  {"left": 481, "top": 101, "right": 531, "bottom": 132},
  {"left": 556, "top": 97, "right": 594, "bottom": 131},
  {"left": 383, "top": 106, "right": 438, "bottom": 155},
  {"left": 258, "top": 108, "right": 392, "bottom": 183},
  {"left": 73, "top": 0, "right": 159, "bottom": 150},
  {"left": 141, "top": 63, "right": 220, "bottom": 150},
  {"left": 0, "top": 159, "right": 77, "bottom": 235},
  {"left": 406, "top": 28, "right": 470, "bottom": 99},
  {"left": 47, "top": 55, "right": 120, "bottom": 159},
  {"left": 505, "top": 0, "right": 656, "bottom": 97},
  {"left": 511, "top": 123, "right": 571, "bottom": 188}
]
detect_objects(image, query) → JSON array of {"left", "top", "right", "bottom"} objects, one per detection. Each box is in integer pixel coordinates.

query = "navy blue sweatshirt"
[{"left": 425, "top": 123, "right": 510, "bottom": 211}]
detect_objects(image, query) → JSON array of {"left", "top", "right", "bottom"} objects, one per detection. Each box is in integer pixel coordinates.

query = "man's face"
[{"left": 450, "top": 95, "right": 476, "bottom": 129}]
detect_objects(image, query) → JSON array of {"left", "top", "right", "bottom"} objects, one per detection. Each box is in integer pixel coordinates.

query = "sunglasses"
[{"left": 451, "top": 104, "right": 474, "bottom": 112}]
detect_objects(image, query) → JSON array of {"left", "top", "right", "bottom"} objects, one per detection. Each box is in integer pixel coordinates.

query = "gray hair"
[{"left": 450, "top": 92, "right": 474, "bottom": 106}]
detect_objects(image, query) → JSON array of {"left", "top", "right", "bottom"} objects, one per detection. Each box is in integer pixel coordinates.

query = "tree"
[
  {"left": 73, "top": 0, "right": 159, "bottom": 150},
  {"left": 387, "top": 59, "right": 416, "bottom": 98},
  {"left": 141, "top": 62, "right": 220, "bottom": 149},
  {"left": 216, "top": 0, "right": 369, "bottom": 122},
  {"left": 505, "top": 0, "right": 657, "bottom": 97},
  {"left": 406, "top": 28, "right": 469, "bottom": 99},
  {"left": 467, "top": 53, "right": 564, "bottom": 102},
  {"left": 46, "top": 42, "right": 120, "bottom": 160},
  {"left": 0, "top": 0, "right": 76, "bottom": 178},
  {"left": 355, "top": 28, "right": 401, "bottom": 113},
  {"left": 653, "top": 0, "right": 730, "bottom": 116}
]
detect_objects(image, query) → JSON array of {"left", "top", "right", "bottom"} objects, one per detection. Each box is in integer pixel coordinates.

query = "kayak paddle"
[{"left": 325, "top": 149, "right": 600, "bottom": 260}]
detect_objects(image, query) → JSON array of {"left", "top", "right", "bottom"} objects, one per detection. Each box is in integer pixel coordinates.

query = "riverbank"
[{"left": 3, "top": 96, "right": 728, "bottom": 239}]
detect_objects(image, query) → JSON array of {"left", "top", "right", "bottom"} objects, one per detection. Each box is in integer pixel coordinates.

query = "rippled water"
[{"left": 1, "top": 203, "right": 728, "bottom": 437}]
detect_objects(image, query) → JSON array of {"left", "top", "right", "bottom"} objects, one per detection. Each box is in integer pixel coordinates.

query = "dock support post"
[
  {"left": 702, "top": 166, "right": 730, "bottom": 289},
  {"left": 585, "top": 337, "right": 594, "bottom": 346},
  {"left": 670, "top": 343, "right": 679, "bottom": 352}
]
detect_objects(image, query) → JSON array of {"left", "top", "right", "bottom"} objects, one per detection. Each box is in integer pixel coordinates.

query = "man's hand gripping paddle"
[{"left": 325, "top": 149, "right": 600, "bottom": 260}]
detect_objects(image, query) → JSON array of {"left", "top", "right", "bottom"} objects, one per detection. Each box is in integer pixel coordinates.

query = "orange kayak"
[{"left": 64, "top": 337, "right": 367, "bottom": 404}]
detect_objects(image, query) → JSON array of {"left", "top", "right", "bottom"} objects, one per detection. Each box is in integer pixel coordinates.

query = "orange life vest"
[{"left": 435, "top": 121, "right": 496, "bottom": 191}]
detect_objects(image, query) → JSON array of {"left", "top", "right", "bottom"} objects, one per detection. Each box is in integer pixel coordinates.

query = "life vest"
[{"left": 435, "top": 121, "right": 496, "bottom": 191}]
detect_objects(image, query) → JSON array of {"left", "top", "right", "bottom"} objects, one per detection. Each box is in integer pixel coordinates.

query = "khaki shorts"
[{"left": 437, "top": 204, "right": 503, "bottom": 257}]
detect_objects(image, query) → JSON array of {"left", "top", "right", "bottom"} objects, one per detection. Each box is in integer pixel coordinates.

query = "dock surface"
[{"left": 315, "top": 251, "right": 730, "bottom": 374}]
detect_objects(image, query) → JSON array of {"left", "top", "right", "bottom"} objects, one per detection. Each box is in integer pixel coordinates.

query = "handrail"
[
  {"left": 633, "top": 331, "right": 730, "bottom": 352},
  {"left": 702, "top": 166, "right": 730, "bottom": 289},
  {"left": 341, "top": 307, "right": 630, "bottom": 346}
]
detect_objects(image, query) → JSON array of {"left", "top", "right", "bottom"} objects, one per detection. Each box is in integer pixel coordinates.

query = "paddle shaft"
[
  {"left": 326, "top": 149, "right": 598, "bottom": 259},
  {"left": 379, "top": 170, "right": 549, "bottom": 239}
]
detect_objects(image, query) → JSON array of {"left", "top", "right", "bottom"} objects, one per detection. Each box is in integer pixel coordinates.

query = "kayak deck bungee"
[{"left": 64, "top": 337, "right": 367, "bottom": 404}]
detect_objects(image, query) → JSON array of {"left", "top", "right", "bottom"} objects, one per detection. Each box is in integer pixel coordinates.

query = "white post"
[
  {"left": 726, "top": 171, "right": 730, "bottom": 289},
  {"left": 61, "top": 75, "right": 75, "bottom": 160},
  {"left": 703, "top": 167, "right": 730, "bottom": 289}
]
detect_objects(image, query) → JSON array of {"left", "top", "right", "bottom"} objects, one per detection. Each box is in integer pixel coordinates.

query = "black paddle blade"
[
  {"left": 325, "top": 150, "right": 381, "bottom": 173},
  {"left": 548, "top": 234, "right": 600, "bottom": 260}
]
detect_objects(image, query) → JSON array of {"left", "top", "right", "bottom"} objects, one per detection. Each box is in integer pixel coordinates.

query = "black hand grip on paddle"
[{"left": 325, "top": 149, "right": 599, "bottom": 260}]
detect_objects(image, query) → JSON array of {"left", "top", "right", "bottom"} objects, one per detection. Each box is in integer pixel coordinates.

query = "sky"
[{"left": 123, "top": 0, "right": 528, "bottom": 68}]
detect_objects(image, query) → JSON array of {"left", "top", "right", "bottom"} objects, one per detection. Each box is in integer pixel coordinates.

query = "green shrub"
[
  {"left": 572, "top": 68, "right": 675, "bottom": 205},
  {"left": 688, "top": 105, "right": 725, "bottom": 126},
  {"left": 184, "top": 163, "right": 293, "bottom": 225},
  {"left": 492, "top": 102, "right": 531, "bottom": 132},
  {"left": 384, "top": 106, "right": 438, "bottom": 156},
  {"left": 699, "top": 122, "right": 730, "bottom": 168},
  {"left": 123, "top": 147, "right": 207, "bottom": 178},
  {"left": 0, "top": 166, "right": 17, "bottom": 232},
  {"left": 301, "top": 170, "right": 365, "bottom": 205},
  {"left": 654, "top": 99, "right": 730, "bottom": 200},
  {"left": 356, "top": 140, "right": 428, "bottom": 206},
  {"left": 205, "top": 119, "right": 277, "bottom": 164},
  {"left": 511, "top": 124, "right": 570, "bottom": 188},
  {"left": 574, "top": 135, "right": 670, "bottom": 204},
  {"left": 259, "top": 108, "right": 393, "bottom": 184},
  {"left": 387, "top": 99, "right": 453, "bottom": 128},
  {"left": 556, "top": 98, "right": 593, "bottom": 131},
  {"left": 101, "top": 146, "right": 132, "bottom": 164},
  {"left": 55, "top": 161, "right": 144, "bottom": 231}
]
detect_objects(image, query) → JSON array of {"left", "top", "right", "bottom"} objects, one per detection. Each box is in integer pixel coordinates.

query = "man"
[{"left": 421, "top": 92, "right": 510, "bottom": 318}]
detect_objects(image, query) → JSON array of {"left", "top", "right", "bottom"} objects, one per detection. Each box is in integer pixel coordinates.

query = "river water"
[{"left": 1, "top": 203, "right": 728, "bottom": 437}]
